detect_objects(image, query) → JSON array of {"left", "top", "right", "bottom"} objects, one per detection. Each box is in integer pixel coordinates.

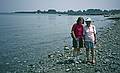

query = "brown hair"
[{"left": 77, "top": 17, "right": 84, "bottom": 24}]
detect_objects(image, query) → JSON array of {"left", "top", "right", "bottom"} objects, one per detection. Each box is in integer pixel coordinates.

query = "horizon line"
[{"left": 0, "top": 8, "right": 120, "bottom": 13}]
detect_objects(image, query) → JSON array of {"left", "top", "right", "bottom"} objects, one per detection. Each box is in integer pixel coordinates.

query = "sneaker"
[{"left": 92, "top": 60, "right": 96, "bottom": 64}]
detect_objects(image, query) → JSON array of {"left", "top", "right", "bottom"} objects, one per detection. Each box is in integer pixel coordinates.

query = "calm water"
[{"left": 0, "top": 14, "right": 113, "bottom": 72}]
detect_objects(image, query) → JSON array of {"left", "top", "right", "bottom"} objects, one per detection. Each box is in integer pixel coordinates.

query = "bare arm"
[
  {"left": 94, "top": 33, "right": 97, "bottom": 44},
  {"left": 71, "top": 31, "right": 76, "bottom": 40},
  {"left": 93, "top": 25, "right": 97, "bottom": 44}
]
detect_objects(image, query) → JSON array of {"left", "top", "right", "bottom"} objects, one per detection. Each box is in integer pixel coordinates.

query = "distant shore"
[{"left": 1, "top": 9, "right": 120, "bottom": 15}]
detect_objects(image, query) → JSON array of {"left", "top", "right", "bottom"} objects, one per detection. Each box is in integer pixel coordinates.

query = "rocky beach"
[{"left": 24, "top": 20, "right": 120, "bottom": 73}]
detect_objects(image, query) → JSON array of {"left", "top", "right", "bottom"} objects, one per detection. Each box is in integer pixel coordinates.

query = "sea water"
[{"left": 0, "top": 13, "right": 113, "bottom": 72}]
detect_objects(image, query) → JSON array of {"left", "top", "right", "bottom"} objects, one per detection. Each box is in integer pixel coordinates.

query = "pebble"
[
  {"left": 6, "top": 62, "right": 10, "bottom": 65},
  {"left": 20, "top": 63, "right": 23, "bottom": 66},
  {"left": 116, "top": 57, "right": 120, "bottom": 60},
  {"left": 17, "top": 61, "right": 21, "bottom": 63},
  {"left": 95, "top": 67, "right": 101, "bottom": 73},
  {"left": 84, "top": 64, "right": 89, "bottom": 67},
  {"left": 66, "top": 68, "right": 70, "bottom": 72},
  {"left": 48, "top": 54, "right": 54, "bottom": 58},
  {"left": 13, "top": 71, "right": 17, "bottom": 73},
  {"left": 111, "top": 61, "right": 115, "bottom": 64},
  {"left": 72, "top": 63, "right": 75, "bottom": 66},
  {"left": 38, "top": 70, "right": 41, "bottom": 73},
  {"left": 6, "top": 71, "right": 11, "bottom": 73},
  {"left": 13, "top": 57, "right": 18, "bottom": 60},
  {"left": 56, "top": 60, "right": 59, "bottom": 62},
  {"left": 98, "top": 52, "right": 102, "bottom": 55},
  {"left": 108, "top": 55, "right": 115, "bottom": 58},
  {"left": 52, "top": 68, "right": 55, "bottom": 70},
  {"left": 58, "top": 54, "right": 63, "bottom": 57},
  {"left": 19, "top": 48, "right": 22, "bottom": 50},
  {"left": 99, "top": 49, "right": 103, "bottom": 52},
  {"left": 33, "top": 65, "right": 35, "bottom": 68},
  {"left": 103, "top": 61, "right": 107, "bottom": 64},
  {"left": 110, "top": 64, "right": 117, "bottom": 70},
  {"left": 105, "top": 58, "right": 110, "bottom": 62},
  {"left": 103, "top": 67, "right": 108, "bottom": 71},
  {"left": 75, "top": 61, "right": 79, "bottom": 64},
  {"left": 28, "top": 64, "right": 35, "bottom": 68},
  {"left": 108, "top": 49, "right": 111, "bottom": 51},
  {"left": 23, "top": 60, "right": 27, "bottom": 63},
  {"left": 67, "top": 57, "right": 72, "bottom": 59},
  {"left": 77, "top": 67, "right": 81, "bottom": 70},
  {"left": 57, "top": 51, "right": 60, "bottom": 53},
  {"left": 79, "top": 60, "right": 82, "bottom": 63},
  {"left": 64, "top": 46, "right": 69, "bottom": 50},
  {"left": 96, "top": 71, "right": 101, "bottom": 73},
  {"left": 111, "top": 52, "right": 117, "bottom": 55},
  {"left": 64, "top": 59, "right": 75, "bottom": 64}
]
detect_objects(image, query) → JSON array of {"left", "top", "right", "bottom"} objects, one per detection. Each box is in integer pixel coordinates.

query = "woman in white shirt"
[{"left": 83, "top": 18, "right": 96, "bottom": 64}]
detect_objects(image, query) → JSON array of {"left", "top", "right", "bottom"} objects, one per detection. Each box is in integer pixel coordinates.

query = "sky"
[{"left": 0, "top": 0, "right": 120, "bottom": 12}]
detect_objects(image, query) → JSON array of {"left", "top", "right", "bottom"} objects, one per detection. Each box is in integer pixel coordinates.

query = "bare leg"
[
  {"left": 77, "top": 48, "right": 80, "bottom": 55},
  {"left": 86, "top": 48, "right": 90, "bottom": 62},
  {"left": 73, "top": 48, "right": 77, "bottom": 57},
  {"left": 91, "top": 48, "right": 95, "bottom": 64}
]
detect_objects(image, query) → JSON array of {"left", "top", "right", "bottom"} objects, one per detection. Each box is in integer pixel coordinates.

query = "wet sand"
[{"left": 23, "top": 20, "right": 120, "bottom": 73}]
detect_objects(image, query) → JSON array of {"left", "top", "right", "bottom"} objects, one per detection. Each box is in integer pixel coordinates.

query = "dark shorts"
[{"left": 73, "top": 38, "right": 83, "bottom": 48}]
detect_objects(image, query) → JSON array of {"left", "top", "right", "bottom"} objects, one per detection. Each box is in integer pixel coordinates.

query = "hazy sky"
[{"left": 0, "top": 0, "right": 120, "bottom": 12}]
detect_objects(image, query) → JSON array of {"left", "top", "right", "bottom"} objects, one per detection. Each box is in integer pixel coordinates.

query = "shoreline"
[
  {"left": 1, "top": 18, "right": 120, "bottom": 73},
  {"left": 24, "top": 20, "right": 120, "bottom": 73},
  {"left": 95, "top": 20, "right": 120, "bottom": 73}
]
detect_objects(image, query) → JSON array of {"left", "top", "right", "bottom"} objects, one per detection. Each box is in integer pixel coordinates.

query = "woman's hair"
[{"left": 77, "top": 17, "right": 84, "bottom": 24}]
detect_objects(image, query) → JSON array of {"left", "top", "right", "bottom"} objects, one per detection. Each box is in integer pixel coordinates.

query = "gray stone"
[
  {"left": 110, "top": 64, "right": 117, "bottom": 70},
  {"left": 17, "top": 61, "right": 21, "bottom": 63},
  {"left": 79, "top": 60, "right": 82, "bottom": 63},
  {"left": 6, "top": 62, "right": 10, "bottom": 65},
  {"left": 58, "top": 54, "right": 63, "bottom": 57},
  {"left": 103, "top": 61, "right": 107, "bottom": 64},
  {"left": 64, "top": 59, "right": 75, "bottom": 64},
  {"left": 19, "top": 48, "right": 22, "bottom": 50},
  {"left": 23, "top": 60, "right": 27, "bottom": 63},
  {"left": 77, "top": 67, "right": 81, "bottom": 70},
  {"left": 56, "top": 61, "right": 64, "bottom": 64},
  {"left": 52, "top": 67, "right": 56, "bottom": 70},
  {"left": 6, "top": 71, "right": 11, "bottom": 73},
  {"left": 28, "top": 64, "right": 35, "bottom": 68},
  {"left": 48, "top": 54, "right": 54, "bottom": 58},
  {"left": 13, "top": 71, "right": 17, "bottom": 73},
  {"left": 84, "top": 64, "right": 89, "bottom": 67},
  {"left": 111, "top": 52, "right": 117, "bottom": 55},
  {"left": 105, "top": 58, "right": 110, "bottom": 62},
  {"left": 64, "top": 46, "right": 69, "bottom": 50},
  {"left": 66, "top": 68, "right": 70, "bottom": 72},
  {"left": 96, "top": 71, "right": 101, "bottom": 73},
  {"left": 99, "top": 49, "right": 103, "bottom": 52},
  {"left": 13, "top": 57, "right": 18, "bottom": 60},
  {"left": 20, "top": 63, "right": 23, "bottom": 66},
  {"left": 108, "top": 55, "right": 115, "bottom": 58}
]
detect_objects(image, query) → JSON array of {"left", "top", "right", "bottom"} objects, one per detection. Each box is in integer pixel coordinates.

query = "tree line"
[{"left": 14, "top": 9, "right": 120, "bottom": 15}]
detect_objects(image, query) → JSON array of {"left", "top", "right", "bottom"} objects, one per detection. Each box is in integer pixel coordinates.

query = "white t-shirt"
[{"left": 83, "top": 24, "right": 96, "bottom": 42}]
